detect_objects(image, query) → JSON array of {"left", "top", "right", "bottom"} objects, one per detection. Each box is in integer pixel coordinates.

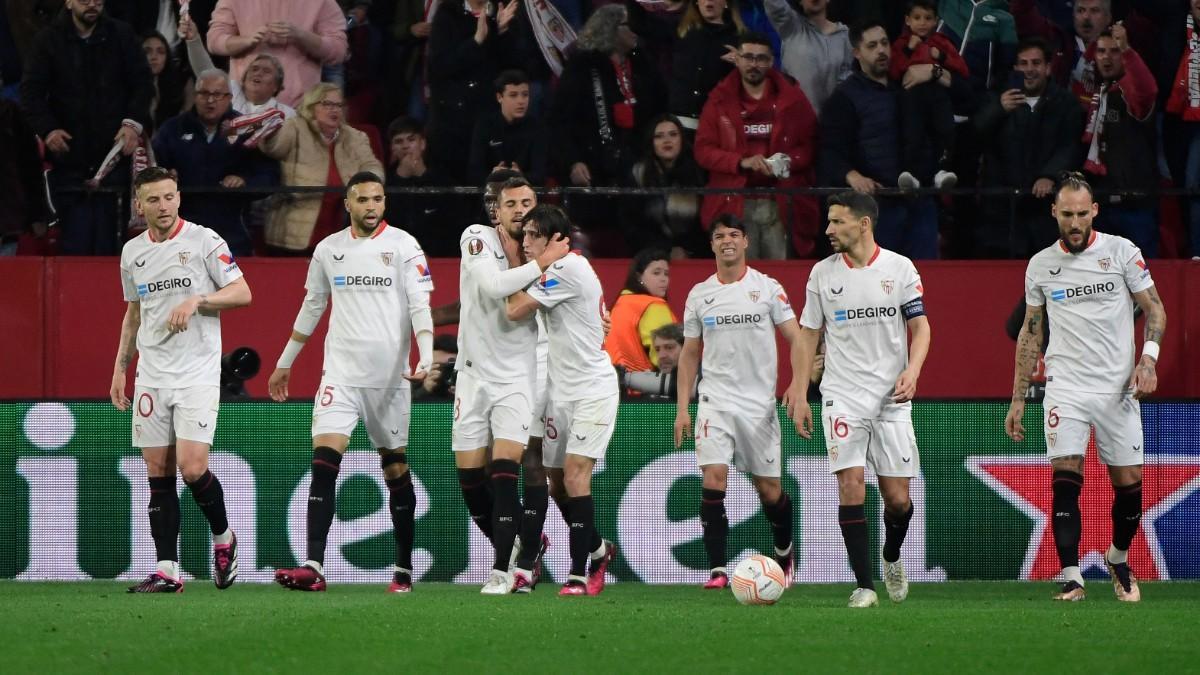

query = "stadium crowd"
[{"left": 3, "top": 0, "right": 1200, "bottom": 260}]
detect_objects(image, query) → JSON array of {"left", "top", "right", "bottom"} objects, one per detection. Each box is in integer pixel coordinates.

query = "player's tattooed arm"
[
  {"left": 110, "top": 302, "right": 141, "bottom": 410},
  {"left": 1012, "top": 305, "right": 1045, "bottom": 398},
  {"left": 1133, "top": 286, "right": 1166, "bottom": 348},
  {"left": 1006, "top": 304, "right": 1044, "bottom": 441},
  {"left": 114, "top": 302, "right": 141, "bottom": 373},
  {"left": 1131, "top": 286, "right": 1165, "bottom": 399}
]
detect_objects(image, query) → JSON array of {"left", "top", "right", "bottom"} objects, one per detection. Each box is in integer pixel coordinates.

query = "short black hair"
[
  {"left": 386, "top": 116, "right": 424, "bottom": 141},
  {"left": 486, "top": 168, "right": 523, "bottom": 188},
  {"left": 708, "top": 213, "right": 746, "bottom": 239},
  {"left": 1016, "top": 36, "right": 1052, "bottom": 62},
  {"left": 133, "top": 166, "right": 176, "bottom": 191},
  {"left": 523, "top": 204, "right": 573, "bottom": 241},
  {"left": 1055, "top": 171, "right": 1095, "bottom": 200},
  {"left": 827, "top": 190, "right": 879, "bottom": 226},
  {"left": 345, "top": 171, "right": 384, "bottom": 194},
  {"left": 650, "top": 322, "right": 684, "bottom": 346},
  {"left": 906, "top": 0, "right": 938, "bottom": 16},
  {"left": 494, "top": 69, "right": 531, "bottom": 94},
  {"left": 849, "top": 18, "right": 887, "bottom": 48},
  {"left": 623, "top": 248, "right": 670, "bottom": 294},
  {"left": 498, "top": 176, "right": 534, "bottom": 198},
  {"left": 736, "top": 31, "right": 772, "bottom": 51}
]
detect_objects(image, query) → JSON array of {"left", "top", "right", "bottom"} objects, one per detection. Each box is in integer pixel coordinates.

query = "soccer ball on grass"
[{"left": 730, "top": 554, "right": 787, "bottom": 605}]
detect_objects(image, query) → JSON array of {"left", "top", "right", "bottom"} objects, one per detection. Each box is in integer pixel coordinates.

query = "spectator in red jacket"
[
  {"left": 1083, "top": 23, "right": 1159, "bottom": 257},
  {"left": 694, "top": 31, "right": 819, "bottom": 258},
  {"left": 890, "top": 0, "right": 967, "bottom": 190}
]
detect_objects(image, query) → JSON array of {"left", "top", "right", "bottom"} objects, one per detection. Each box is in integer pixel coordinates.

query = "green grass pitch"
[{"left": 3, "top": 581, "right": 1199, "bottom": 672}]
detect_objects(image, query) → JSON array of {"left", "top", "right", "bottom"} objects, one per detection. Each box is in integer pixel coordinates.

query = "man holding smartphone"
[{"left": 973, "top": 35, "right": 1085, "bottom": 258}]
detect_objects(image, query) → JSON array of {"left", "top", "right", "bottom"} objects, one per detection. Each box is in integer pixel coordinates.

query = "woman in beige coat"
[{"left": 260, "top": 82, "right": 384, "bottom": 253}]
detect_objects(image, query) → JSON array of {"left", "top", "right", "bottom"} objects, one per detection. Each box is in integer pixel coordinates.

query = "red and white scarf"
[
  {"left": 1082, "top": 82, "right": 1109, "bottom": 176},
  {"left": 1167, "top": 14, "right": 1200, "bottom": 121},
  {"left": 85, "top": 121, "right": 158, "bottom": 233},
  {"left": 526, "top": 0, "right": 576, "bottom": 76},
  {"left": 221, "top": 108, "right": 286, "bottom": 149}
]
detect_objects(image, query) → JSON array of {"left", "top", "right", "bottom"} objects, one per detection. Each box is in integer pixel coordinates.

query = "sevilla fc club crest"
[
  {"left": 380, "top": 251, "right": 393, "bottom": 266},
  {"left": 178, "top": 252, "right": 190, "bottom": 265},
  {"left": 1047, "top": 432, "right": 1056, "bottom": 447},
  {"left": 828, "top": 445, "right": 838, "bottom": 461},
  {"left": 881, "top": 279, "right": 894, "bottom": 295},
  {"left": 1098, "top": 257, "right": 1111, "bottom": 271},
  {"left": 749, "top": 291, "right": 760, "bottom": 302}
]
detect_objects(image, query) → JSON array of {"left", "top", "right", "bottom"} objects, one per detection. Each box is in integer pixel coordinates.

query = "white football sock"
[
  {"left": 1061, "top": 566, "right": 1085, "bottom": 586},
  {"left": 1107, "top": 544, "right": 1128, "bottom": 565},
  {"left": 213, "top": 529, "right": 233, "bottom": 546},
  {"left": 156, "top": 560, "right": 180, "bottom": 579},
  {"left": 303, "top": 559, "right": 324, "bottom": 575}
]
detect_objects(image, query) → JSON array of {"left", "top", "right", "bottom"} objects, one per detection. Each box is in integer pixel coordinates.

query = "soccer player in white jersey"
[
  {"left": 1005, "top": 173, "right": 1167, "bottom": 603},
  {"left": 506, "top": 205, "right": 620, "bottom": 596},
  {"left": 672, "top": 214, "right": 806, "bottom": 591},
  {"left": 794, "top": 191, "right": 932, "bottom": 608},
  {"left": 111, "top": 167, "right": 252, "bottom": 593},
  {"left": 266, "top": 172, "right": 435, "bottom": 593},
  {"left": 455, "top": 179, "right": 569, "bottom": 594}
]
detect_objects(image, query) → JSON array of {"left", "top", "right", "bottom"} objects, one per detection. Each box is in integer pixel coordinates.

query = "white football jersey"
[
  {"left": 799, "top": 247, "right": 923, "bottom": 421},
  {"left": 120, "top": 219, "right": 243, "bottom": 388},
  {"left": 1025, "top": 231, "right": 1153, "bottom": 394},
  {"left": 305, "top": 223, "right": 433, "bottom": 388},
  {"left": 455, "top": 224, "right": 543, "bottom": 386},
  {"left": 530, "top": 252, "right": 618, "bottom": 402},
  {"left": 683, "top": 267, "right": 795, "bottom": 416}
]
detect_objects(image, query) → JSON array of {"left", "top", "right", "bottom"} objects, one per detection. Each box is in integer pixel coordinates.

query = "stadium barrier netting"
[{"left": 3, "top": 401, "right": 1198, "bottom": 583}]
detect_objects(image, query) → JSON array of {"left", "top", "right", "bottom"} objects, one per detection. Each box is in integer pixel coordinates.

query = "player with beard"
[
  {"left": 794, "top": 191, "right": 932, "bottom": 608},
  {"left": 113, "top": 167, "right": 252, "bottom": 593},
  {"left": 455, "top": 177, "right": 568, "bottom": 594},
  {"left": 1006, "top": 172, "right": 1166, "bottom": 603},
  {"left": 268, "top": 172, "right": 434, "bottom": 593}
]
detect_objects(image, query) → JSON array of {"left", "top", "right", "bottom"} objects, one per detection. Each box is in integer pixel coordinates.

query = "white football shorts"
[
  {"left": 694, "top": 405, "right": 782, "bottom": 479},
  {"left": 131, "top": 384, "right": 219, "bottom": 448},
  {"left": 311, "top": 380, "right": 412, "bottom": 449},
  {"left": 541, "top": 394, "right": 619, "bottom": 468},
  {"left": 452, "top": 369, "right": 533, "bottom": 451},
  {"left": 1043, "top": 389, "right": 1143, "bottom": 466},
  {"left": 822, "top": 410, "right": 919, "bottom": 478}
]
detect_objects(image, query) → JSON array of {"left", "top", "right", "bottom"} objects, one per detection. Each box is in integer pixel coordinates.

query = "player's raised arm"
[
  {"left": 1005, "top": 303, "right": 1045, "bottom": 441},
  {"left": 111, "top": 301, "right": 142, "bottom": 411},
  {"left": 785, "top": 323, "right": 819, "bottom": 439},
  {"left": 1130, "top": 285, "right": 1166, "bottom": 400},
  {"left": 673, "top": 336, "right": 701, "bottom": 448}
]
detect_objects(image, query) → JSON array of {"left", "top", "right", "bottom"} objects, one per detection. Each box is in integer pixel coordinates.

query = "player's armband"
[{"left": 900, "top": 298, "right": 925, "bottom": 320}]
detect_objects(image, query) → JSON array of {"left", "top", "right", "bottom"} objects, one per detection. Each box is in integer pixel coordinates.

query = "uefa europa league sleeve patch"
[{"left": 467, "top": 238, "right": 484, "bottom": 256}]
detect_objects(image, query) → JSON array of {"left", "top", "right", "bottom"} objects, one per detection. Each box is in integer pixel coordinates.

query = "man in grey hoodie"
[{"left": 763, "top": 0, "right": 852, "bottom": 115}]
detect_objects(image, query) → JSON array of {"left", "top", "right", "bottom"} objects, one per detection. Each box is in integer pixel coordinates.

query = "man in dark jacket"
[
  {"left": 819, "top": 19, "right": 951, "bottom": 260},
  {"left": 152, "top": 69, "right": 279, "bottom": 256},
  {"left": 467, "top": 69, "right": 548, "bottom": 185},
  {"left": 695, "top": 31, "right": 818, "bottom": 259},
  {"left": 0, "top": 88, "right": 50, "bottom": 254},
  {"left": 20, "top": 1, "right": 153, "bottom": 254},
  {"left": 975, "top": 37, "right": 1084, "bottom": 258}
]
